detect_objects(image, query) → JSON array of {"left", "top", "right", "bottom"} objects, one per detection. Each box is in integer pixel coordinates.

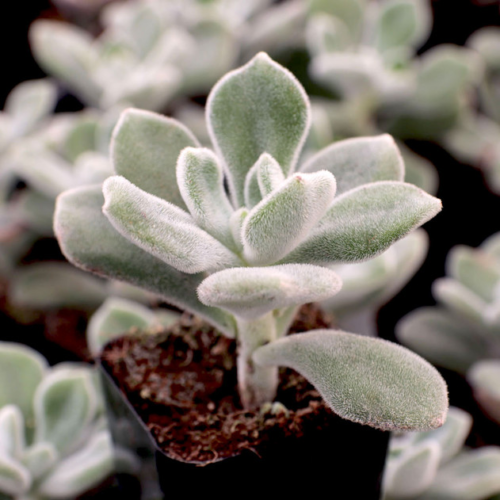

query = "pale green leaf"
[
  {"left": 256, "top": 153, "right": 286, "bottom": 198},
  {"left": 9, "top": 263, "right": 108, "bottom": 310},
  {"left": 103, "top": 176, "right": 241, "bottom": 273},
  {"left": 87, "top": 297, "right": 156, "bottom": 356},
  {"left": 421, "top": 448, "right": 500, "bottom": 500},
  {"left": 243, "top": 171, "right": 336, "bottom": 265},
  {"left": 63, "top": 114, "right": 99, "bottom": 162},
  {"left": 0, "top": 406, "right": 25, "bottom": 460},
  {"left": 111, "top": 108, "right": 199, "bottom": 209},
  {"left": 0, "top": 343, "right": 47, "bottom": 421},
  {"left": 21, "top": 443, "right": 58, "bottom": 481},
  {"left": 308, "top": 0, "right": 365, "bottom": 40},
  {"left": 468, "top": 27, "right": 500, "bottom": 71},
  {"left": 38, "top": 431, "right": 114, "bottom": 499},
  {"left": 198, "top": 264, "right": 342, "bottom": 319},
  {"left": 468, "top": 360, "right": 500, "bottom": 424},
  {"left": 254, "top": 329, "right": 448, "bottom": 431},
  {"left": 383, "top": 441, "right": 441, "bottom": 499},
  {"left": 34, "top": 369, "right": 97, "bottom": 454},
  {"left": 400, "top": 144, "right": 438, "bottom": 194},
  {"left": 54, "top": 185, "right": 236, "bottom": 336},
  {"left": 177, "top": 147, "right": 235, "bottom": 249},
  {"left": 229, "top": 207, "right": 248, "bottom": 253},
  {"left": 396, "top": 308, "right": 488, "bottom": 373},
  {"left": 300, "top": 135, "right": 404, "bottom": 195},
  {"left": 207, "top": 52, "right": 311, "bottom": 206},
  {"left": 306, "top": 13, "right": 352, "bottom": 56},
  {"left": 244, "top": 160, "right": 264, "bottom": 209},
  {"left": 0, "top": 455, "right": 30, "bottom": 496},
  {"left": 282, "top": 181, "right": 441, "bottom": 265}
]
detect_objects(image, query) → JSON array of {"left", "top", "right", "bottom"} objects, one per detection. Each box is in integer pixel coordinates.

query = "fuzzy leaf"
[
  {"left": 421, "top": 448, "right": 500, "bottom": 500},
  {"left": 306, "top": 13, "right": 352, "bottom": 56},
  {"left": 242, "top": 171, "right": 336, "bottom": 265},
  {"left": 308, "top": 0, "right": 364, "bottom": 39},
  {"left": 468, "top": 360, "right": 500, "bottom": 424},
  {"left": 4, "top": 79, "right": 57, "bottom": 137},
  {"left": 177, "top": 147, "right": 234, "bottom": 248},
  {"left": 54, "top": 185, "right": 236, "bottom": 336},
  {"left": 9, "top": 263, "right": 108, "bottom": 310},
  {"left": 34, "top": 369, "right": 97, "bottom": 454},
  {"left": 0, "top": 455, "right": 30, "bottom": 496},
  {"left": 300, "top": 135, "right": 404, "bottom": 195},
  {"left": 198, "top": 264, "right": 342, "bottom": 319},
  {"left": 111, "top": 108, "right": 199, "bottom": 209},
  {"left": 207, "top": 52, "right": 310, "bottom": 206},
  {"left": 396, "top": 308, "right": 488, "bottom": 373},
  {"left": 87, "top": 297, "right": 156, "bottom": 356},
  {"left": 383, "top": 441, "right": 441, "bottom": 498},
  {"left": 229, "top": 208, "right": 248, "bottom": 253},
  {"left": 254, "top": 329, "right": 448, "bottom": 431},
  {"left": 447, "top": 245, "right": 500, "bottom": 303},
  {"left": 282, "top": 181, "right": 441, "bottom": 265},
  {"left": 414, "top": 407, "right": 472, "bottom": 465},
  {"left": 244, "top": 160, "right": 263, "bottom": 209},
  {"left": 103, "top": 176, "right": 241, "bottom": 273},
  {"left": 0, "top": 343, "right": 47, "bottom": 421},
  {"left": 29, "top": 20, "right": 101, "bottom": 106},
  {"left": 22, "top": 443, "right": 58, "bottom": 481},
  {"left": 38, "top": 431, "right": 114, "bottom": 499},
  {"left": 0, "top": 406, "right": 25, "bottom": 459},
  {"left": 256, "top": 153, "right": 286, "bottom": 198}
]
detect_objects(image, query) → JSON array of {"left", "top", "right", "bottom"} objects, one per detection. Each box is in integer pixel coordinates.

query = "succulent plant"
[
  {"left": 397, "top": 232, "right": 500, "bottom": 424},
  {"left": 0, "top": 342, "right": 117, "bottom": 499},
  {"left": 383, "top": 406, "right": 500, "bottom": 500},
  {"left": 55, "top": 52, "right": 447, "bottom": 431},
  {"left": 29, "top": 0, "right": 274, "bottom": 112}
]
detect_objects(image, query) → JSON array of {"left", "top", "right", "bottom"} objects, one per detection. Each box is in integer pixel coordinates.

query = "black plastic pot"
[{"left": 99, "top": 361, "right": 390, "bottom": 500}]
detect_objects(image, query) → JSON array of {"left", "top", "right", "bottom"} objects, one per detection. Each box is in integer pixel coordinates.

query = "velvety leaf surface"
[
  {"left": 0, "top": 343, "right": 47, "bottom": 421},
  {"left": 177, "top": 147, "right": 235, "bottom": 249},
  {"left": 198, "top": 264, "right": 342, "bottom": 319},
  {"left": 0, "top": 406, "right": 25, "bottom": 460},
  {"left": 103, "top": 176, "right": 241, "bottom": 273},
  {"left": 111, "top": 108, "right": 199, "bottom": 209},
  {"left": 256, "top": 153, "right": 286, "bottom": 198},
  {"left": 0, "top": 455, "right": 30, "bottom": 496},
  {"left": 242, "top": 171, "right": 336, "bottom": 265},
  {"left": 54, "top": 185, "right": 236, "bottom": 336},
  {"left": 282, "top": 181, "right": 441, "bottom": 265},
  {"left": 300, "top": 135, "right": 404, "bottom": 195},
  {"left": 207, "top": 52, "right": 310, "bottom": 206},
  {"left": 254, "top": 329, "right": 449, "bottom": 431}
]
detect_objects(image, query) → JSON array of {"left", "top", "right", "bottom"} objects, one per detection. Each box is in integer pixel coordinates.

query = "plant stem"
[{"left": 236, "top": 313, "right": 278, "bottom": 410}]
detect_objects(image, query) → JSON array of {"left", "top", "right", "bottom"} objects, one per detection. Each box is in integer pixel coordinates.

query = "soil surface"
[{"left": 101, "top": 304, "right": 337, "bottom": 464}]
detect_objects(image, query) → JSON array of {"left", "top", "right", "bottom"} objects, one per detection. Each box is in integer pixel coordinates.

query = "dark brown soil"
[{"left": 101, "top": 304, "right": 336, "bottom": 464}]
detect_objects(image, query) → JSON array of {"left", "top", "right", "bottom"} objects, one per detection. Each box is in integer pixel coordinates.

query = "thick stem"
[{"left": 236, "top": 313, "right": 278, "bottom": 410}]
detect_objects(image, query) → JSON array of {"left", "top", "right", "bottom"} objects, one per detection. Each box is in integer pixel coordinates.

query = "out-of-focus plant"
[
  {"left": 443, "top": 27, "right": 500, "bottom": 194},
  {"left": 29, "top": 0, "right": 274, "bottom": 112},
  {"left": 321, "top": 228, "right": 428, "bottom": 336},
  {"left": 0, "top": 342, "right": 118, "bottom": 499},
  {"left": 383, "top": 406, "right": 500, "bottom": 499},
  {"left": 397, "top": 232, "right": 500, "bottom": 425}
]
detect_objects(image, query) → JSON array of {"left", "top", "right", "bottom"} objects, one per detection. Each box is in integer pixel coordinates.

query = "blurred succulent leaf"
[
  {"left": 9, "top": 263, "right": 108, "bottom": 310},
  {"left": 397, "top": 308, "right": 489, "bottom": 373},
  {"left": 103, "top": 176, "right": 241, "bottom": 273},
  {"left": 207, "top": 52, "right": 310, "bottom": 206},
  {"left": 34, "top": 369, "right": 97, "bottom": 454},
  {"left": 282, "top": 181, "right": 441, "bottom": 265},
  {"left": 254, "top": 329, "right": 448, "bottom": 431},
  {"left": 54, "top": 185, "right": 236, "bottom": 337},
  {"left": 0, "top": 406, "right": 25, "bottom": 459},
  {"left": 256, "top": 153, "right": 285, "bottom": 198},
  {"left": 383, "top": 441, "right": 441, "bottom": 498},
  {"left": 21, "top": 443, "right": 58, "bottom": 481},
  {"left": 0, "top": 343, "right": 47, "bottom": 421},
  {"left": 63, "top": 114, "right": 99, "bottom": 163},
  {"left": 198, "top": 264, "right": 342, "bottom": 319},
  {"left": 306, "top": 13, "right": 352, "bottom": 56},
  {"left": 177, "top": 147, "right": 235, "bottom": 249},
  {"left": 0, "top": 455, "right": 31, "bottom": 496},
  {"left": 400, "top": 144, "right": 438, "bottom": 194},
  {"left": 37, "top": 431, "right": 114, "bottom": 499},
  {"left": 308, "top": 0, "right": 365, "bottom": 40},
  {"left": 468, "top": 360, "right": 500, "bottom": 425},
  {"left": 229, "top": 207, "right": 248, "bottom": 253},
  {"left": 300, "top": 135, "right": 404, "bottom": 195},
  {"left": 242, "top": 171, "right": 336, "bottom": 265},
  {"left": 111, "top": 108, "right": 199, "bottom": 209},
  {"left": 87, "top": 297, "right": 156, "bottom": 356},
  {"left": 468, "top": 27, "right": 500, "bottom": 71}
]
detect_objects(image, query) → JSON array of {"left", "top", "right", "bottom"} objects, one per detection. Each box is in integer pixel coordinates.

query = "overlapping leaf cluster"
[
  {"left": 383, "top": 407, "right": 500, "bottom": 500},
  {"left": 55, "top": 52, "right": 447, "bottom": 431},
  {"left": 0, "top": 342, "right": 120, "bottom": 499},
  {"left": 398, "top": 233, "right": 500, "bottom": 425}
]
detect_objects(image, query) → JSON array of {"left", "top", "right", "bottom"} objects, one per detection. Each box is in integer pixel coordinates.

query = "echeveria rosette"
[
  {"left": 383, "top": 407, "right": 500, "bottom": 500},
  {"left": 0, "top": 342, "right": 119, "bottom": 499},
  {"left": 397, "top": 232, "right": 500, "bottom": 425},
  {"left": 55, "top": 52, "right": 447, "bottom": 432}
]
